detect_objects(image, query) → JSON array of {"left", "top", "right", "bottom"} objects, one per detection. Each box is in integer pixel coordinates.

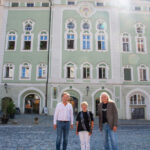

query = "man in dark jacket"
[{"left": 98, "top": 92, "right": 118, "bottom": 150}]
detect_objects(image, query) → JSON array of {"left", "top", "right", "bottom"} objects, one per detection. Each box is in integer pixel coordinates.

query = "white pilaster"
[
  {"left": 109, "top": 9, "right": 121, "bottom": 84},
  {"left": 50, "top": 6, "right": 63, "bottom": 82}
]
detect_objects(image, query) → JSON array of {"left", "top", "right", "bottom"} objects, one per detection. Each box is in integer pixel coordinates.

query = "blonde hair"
[
  {"left": 99, "top": 92, "right": 110, "bottom": 102},
  {"left": 81, "top": 101, "right": 88, "bottom": 107}
]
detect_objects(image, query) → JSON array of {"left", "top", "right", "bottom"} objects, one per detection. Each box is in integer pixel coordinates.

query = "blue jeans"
[
  {"left": 102, "top": 123, "right": 118, "bottom": 150},
  {"left": 56, "top": 121, "right": 70, "bottom": 150}
]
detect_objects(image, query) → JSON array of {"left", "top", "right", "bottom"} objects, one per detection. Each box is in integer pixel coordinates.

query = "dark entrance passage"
[
  {"left": 69, "top": 96, "right": 78, "bottom": 116},
  {"left": 131, "top": 108, "right": 145, "bottom": 119},
  {"left": 95, "top": 99, "right": 100, "bottom": 116},
  {"left": 25, "top": 94, "right": 40, "bottom": 114}
]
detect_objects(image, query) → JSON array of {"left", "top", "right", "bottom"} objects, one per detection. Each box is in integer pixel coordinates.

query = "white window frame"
[
  {"left": 64, "top": 62, "right": 77, "bottom": 79},
  {"left": 138, "top": 65, "right": 149, "bottom": 82},
  {"left": 80, "top": 20, "right": 92, "bottom": 52},
  {"left": 19, "top": 63, "right": 32, "bottom": 80},
  {"left": 130, "top": 93, "right": 145, "bottom": 106},
  {"left": 3, "top": 64, "right": 15, "bottom": 80},
  {"left": 5, "top": 31, "right": 17, "bottom": 51},
  {"left": 123, "top": 66, "right": 133, "bottom": 82},
  {"left": 38, "top": 31, "right": 48, "bottom": 51},
  {"left": 135, "top": 36, "right": 147, "bottom": 54},
  {"left": 36, "top": 64, "right": 47, "bottom": 80},
  {"left": 96, "top": 63, "right": 108, "bottom": 80},
  {"left": 65, "top": 19, "right": 77, "bottom": 51},
  {"left": 121, "top": 33, "right": 132, "bottom": 53},
  {"left": 81, "top": 63, "right": 93, "bottom": 79}
]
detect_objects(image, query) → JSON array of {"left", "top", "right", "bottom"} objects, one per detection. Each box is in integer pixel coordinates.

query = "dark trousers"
[{"left": 56, "top": 121, "right": 70, "bottom": 150}]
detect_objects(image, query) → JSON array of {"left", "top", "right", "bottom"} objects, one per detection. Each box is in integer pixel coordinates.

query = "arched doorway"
[
  {"left": 64, "top": 89, "right": 80, "bottom": 116},
  {"left": 24, "top": 94, "right": 40, "bottom": 114},
  {"left": 130, "top": 93, "right": 146, "bottom": 119},
  {"left": 94, "top": 90, "right": 112, "bottom": 116}
]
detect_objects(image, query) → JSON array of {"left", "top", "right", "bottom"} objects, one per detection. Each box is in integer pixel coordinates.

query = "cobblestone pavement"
[{"left": 0, "top": 115, "right": 150, "bottom": 150}]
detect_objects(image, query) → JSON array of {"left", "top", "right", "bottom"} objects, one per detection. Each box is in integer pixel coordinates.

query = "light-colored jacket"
[{"left": 98, "top": 100, "right": 118, "bottom": 130}]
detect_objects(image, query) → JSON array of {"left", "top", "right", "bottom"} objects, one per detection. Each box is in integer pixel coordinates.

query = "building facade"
[{"left": 0, "top": 0, "right": 150, "bottom": 120}]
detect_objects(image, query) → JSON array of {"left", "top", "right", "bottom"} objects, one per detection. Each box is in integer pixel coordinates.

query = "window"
[
  {"left": 96, "top": 2, "right": 104, "bottom": 7},
  {"left": 83, "top": 64, "right": 90, "bottom": 79},
  {"left": 12, "top": 2, "right": 19, "bottom": 7},
  {"left": 22, "top": 20, "right": 34, "bottom": 51},
  {"left": 39, "top": 32, "right": 48, "bottom": 50},
  {"left": 124, "top": 68, "right": 132, "bottom": 81},
  {"left": 37, "top": 64, "right": 47, "bottom": 79},
  {"left": 97, "top": 33, "right": 105, "bottom": 50},
  {"left": 7, "top": 31, "right": 16, "bottom": 50},
  {"left": 68, "top": 1, "right": 75, "bottom": 5},
  {"left": 97, "top": 63, "right": 108, "bottom": 79},
  {"left": 20, "top": 63, "right": 31, "bottom": 80},
  {"left": 66, "top": 63, "right": 75, "bottom": 79},
  {"left": 42, "top": 3, "right": 49, "bottom": 7},
  {"left": 137, "top": 37, "right": 145, "bottom": 52},
  {"left": 27, "top": 3, "right": 34, "bottom": 7},
  {"left": 83, "top": 23, "right": 90, "bottom": 30},
  {"left": 83, "top": 35, "right": 90, "bottom": 50},
  {"left": 122, "top": 33, "right": 130, "bottom": 52},
  {"left": 135, "top": 23, "right": 146, "bottom": 53},
  {"left": 65, "top": 20, "right": 76, "bottom": 50},
  {"left": 23, "top": 35, "right": 31, "bottom": 50},
  {"left": 135, "top": 6, "right": 141, "bottom": 11},
  {"left": 138, "top": 65, "right": 149, "bottom": 81},
  {"left": 3, "top": 64, "right": 14, "bottom": 79},
  {"left": 130, "top": 94, "right": 145, "bottom": 105},
  {"left": 67, "top": 34, "right": 74, "bottom": 49},
  {"left": 96, "top": 21, "right": 107, "bottom": 51},
  {"left": 139, "top": 67, "right": 147, "bottom": 81}
]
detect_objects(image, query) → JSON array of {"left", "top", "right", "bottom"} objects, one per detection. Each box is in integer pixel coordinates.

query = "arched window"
[
  {"left": 96, "top": 20, "right": 107, "bottom": 51},
  {"left": 135, "top": 23, "right": 146, "bottom": 53},
  {"left": 39, "top": 31, "right": 48, "bottom": 50},
  {"left": 66, "top": 63, "right": 75, "bottom": 79},
  {"left": 97, "top": 63, "right": 108, "bottom": 79},
  {"left": 22, "top": 19, "right": 34, "bottom": 51},
  {"left": 122, "top": 33, "right": 130, "bottom": 52},
  {"left": 6, "top": 31, "right": 17, "bottom": 50},
  {"left": 3, "top": 64, "right": 14, "bottom": 79},
  {"left": 138, "top": 65, "right": 149, "bottom": 81},
  {"left": 82, "top": 63, "right": 91, "bottom": 79},
  {"left": 130, "top": 94, "right": 145, "bottom": 105},
  {"left": 20, "top": 63, "right": 31, "bottom": 80},
  {"left": 130, "top": 93, "right": 145, "bottom": 119},
  {"left": 65, "top": 20, "right": 76, "bottom": 50},
  {"left": 81, "top": 20, "right": 92, "bottom": 51},
  {"left": 37, "top": 64, "right": 47, "bottom": 79}
]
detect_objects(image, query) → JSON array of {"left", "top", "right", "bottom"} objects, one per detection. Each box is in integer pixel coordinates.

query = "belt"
[{"left": 58, "top": 121, "right": 69, "bottom": 123}]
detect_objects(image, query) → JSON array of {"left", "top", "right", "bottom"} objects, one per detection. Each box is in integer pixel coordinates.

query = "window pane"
[
  {"left": 40, "top": 41, "right": 47, "bottom": 50},
  {"left": 8, "top": 41, "right": 15, "bottom": 50},
  {"left": 67, "top": 40, "right": 74, "bottom": 49},
  {"left": 124, "top": 68, "right": 131, "bottom": 81},
  {"left": 24, "top": 41, "right": 31, "bottom": 50},
  {"left": 42, "top": 3, "right": 49, "bottom": 7}
]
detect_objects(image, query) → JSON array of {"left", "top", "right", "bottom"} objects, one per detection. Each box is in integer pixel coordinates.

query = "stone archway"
[
  {"left": 18, "top": 88, "right": 45, "bottom": 114},
  {"left": 126, "top": 90, "right": 150, "bottom": 120},
  {"left": 64, "top": 89, "right": 80, "bottom": 116},
  {"left": 94, "top": 90, "right": 112, "bottom": 116},
  {"left": 24, "top": 94, "right": 40, "bottom": 114}
]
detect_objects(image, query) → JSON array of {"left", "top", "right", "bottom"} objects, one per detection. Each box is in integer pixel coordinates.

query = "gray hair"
[
  {"left": 61, "top": 92, "right": 70, "bottom": 98},
  {"left": 99, "top": 92, "right": 110, "bottom": 102}
]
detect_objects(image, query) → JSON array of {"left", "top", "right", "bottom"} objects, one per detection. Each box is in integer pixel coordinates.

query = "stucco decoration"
[{"left": 78, "top": 2, "right": 95, "bottom": 18}]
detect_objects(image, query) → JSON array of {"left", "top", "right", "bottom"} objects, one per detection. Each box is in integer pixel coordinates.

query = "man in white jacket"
[{"left": 53, "top": 92, "right": 74, "bottom": 150}]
